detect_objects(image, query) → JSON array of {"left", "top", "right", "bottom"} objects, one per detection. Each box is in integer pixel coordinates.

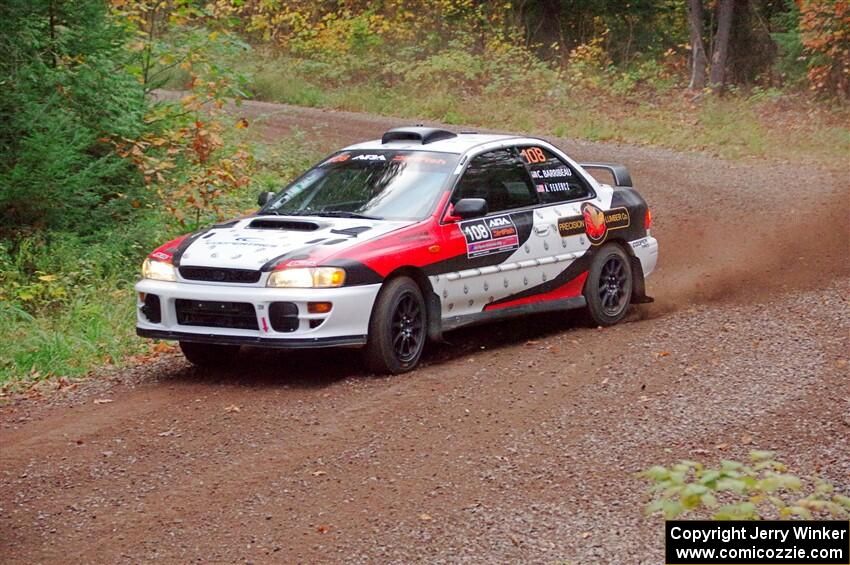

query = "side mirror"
[
  {"left": 453, "top": 198, "right": 488, "bottom": 220},
  {"left": 257, "top": 191, "right": 276, "bottom": 207}
]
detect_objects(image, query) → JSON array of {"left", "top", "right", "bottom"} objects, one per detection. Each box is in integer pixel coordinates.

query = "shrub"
[{"left": 642, "top": 451, "right": 850, "bottom": 520}]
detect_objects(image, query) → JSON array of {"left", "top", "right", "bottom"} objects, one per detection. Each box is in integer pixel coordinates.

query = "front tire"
[
  {"left": 364, "top": 277, "right": 426, "bottom": 374},
  {"left": 179, "top": 341, "right": 240, "bottom": 368},
  {"left": 584, "top": 243, "right": 633, "bottom": 326}
]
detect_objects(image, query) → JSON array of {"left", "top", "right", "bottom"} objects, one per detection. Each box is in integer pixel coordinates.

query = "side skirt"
[{"left": 441, "top": 296, "right": 587, "bottom": 333}]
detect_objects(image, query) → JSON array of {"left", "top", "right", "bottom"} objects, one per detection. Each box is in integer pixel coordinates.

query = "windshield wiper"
[
  {"left": 270, "top": 209, "right": 381, "bottom": 220},
  {"left": 309, "top": 210, "right": 382, "bottom": 220}
]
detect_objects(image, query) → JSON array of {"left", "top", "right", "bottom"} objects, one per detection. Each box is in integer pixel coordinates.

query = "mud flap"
[
  {"left": 629, "top": 256, "right": 654, "bottom": 304},
  {"left": 426, "top": 291, "right": 445, "bottom": 343}
]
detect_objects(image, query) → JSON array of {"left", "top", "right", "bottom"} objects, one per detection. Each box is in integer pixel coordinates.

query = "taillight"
[{"left": 645, "top": 208, "right": 653, "bottom": 230}]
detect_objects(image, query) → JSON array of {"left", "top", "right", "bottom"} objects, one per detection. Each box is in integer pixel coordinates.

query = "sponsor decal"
[
  {"left": 351, "top": 154, "right": 386, "bottom": 161},
  {"left": 151, "top": 251, "right": 171, "bottom": 261},
  {"left": 391, "top": 154, "right": 447, "bottom": 165},
  {"left": 557, "top": 203, "right": 630, "bottom": 244},
  {"left": 325, "top": 153, "right": 351, "bottom": 164},
  {"left": 460, "top": 214, "right": 519, "bottom": 258},
  {"left": 630, "top": 237, "right": 651, "bottom": 249}
]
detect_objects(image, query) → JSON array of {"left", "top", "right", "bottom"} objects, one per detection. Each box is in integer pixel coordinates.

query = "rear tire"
[
  {"left": 583, "top": 243, "right": 633, "bottom": 326},
  {"left": 179, "top": 341, "right": 239, "bottom": 368},
  {"left": 364, "top": 277, "right": 426, "bottom": 374}
]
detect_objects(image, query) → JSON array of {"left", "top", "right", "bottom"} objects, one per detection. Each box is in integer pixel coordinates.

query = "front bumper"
[{"left": 135, "top": 279, "right": 381, "bottom": 348}]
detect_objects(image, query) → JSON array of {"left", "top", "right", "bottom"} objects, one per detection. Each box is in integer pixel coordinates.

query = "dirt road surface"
[{"left": 2, "top": 100, "right": 848, "bottom": 564}]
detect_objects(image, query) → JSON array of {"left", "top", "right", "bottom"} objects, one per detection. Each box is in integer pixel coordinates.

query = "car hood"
[{"left": 177, "top": 215, "right": 413, "bottom": 271}]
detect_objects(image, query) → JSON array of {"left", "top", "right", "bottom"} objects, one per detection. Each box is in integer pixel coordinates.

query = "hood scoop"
[{"left": 248, "top": 218, "right": 320, "bottom": 231}]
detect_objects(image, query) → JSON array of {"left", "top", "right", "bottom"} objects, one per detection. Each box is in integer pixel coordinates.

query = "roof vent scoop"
[{"left": 381, "top": 126, "right": 458, "bottom": 145}]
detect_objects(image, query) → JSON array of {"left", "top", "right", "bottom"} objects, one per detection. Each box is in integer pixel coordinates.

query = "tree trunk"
[
  {"left": 537, "top": 0, "right": 563, "bottom": 58},
  {"left": 48, "top": 0, "right": 57, "bottom": 68},
  {"left": 709, "top": 0, "right": 735, "bottom": 91},
  {"left": 687, "top": 0, "right": 707, "bottom": 89}
]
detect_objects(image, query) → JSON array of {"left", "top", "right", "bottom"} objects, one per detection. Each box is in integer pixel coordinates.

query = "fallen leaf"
[
  {"left": 152, "top": 342, "right": 175, "bottom": 354},
  {"left": 656, "top": 351, "right": 671, "bottom": 357},
  {"left": 93, "top": 398, "right": 113, "bottom": 404},
  {"left": 581, "top": 531, "right": 591, "bottom": 539},
  {"left": 418, "top": 513, "right": 433, "bottom": 521},
  {"left": 158, "top": 429, "right": 175, "bottom": 437},
  {"left": 315, "top": 524, "right": 330, "bottom": 534},
  {"left": 311, "top": 470, "right": 326, "bottom": 477},
  {"left": 715, "top": 442, "right": 729, "bottom": 450},
  {"left": 741, "top": 434, "right": 753, "bottom": 444},
  {"left": 639, "top": 395, "right": 650, "bottom": 402},
  {"left": 224, "top": 404, "right": 241, "bottom": 413}
]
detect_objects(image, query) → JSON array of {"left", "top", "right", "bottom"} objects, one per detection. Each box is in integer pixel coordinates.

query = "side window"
[
  {"left": 452, "top": 149, "right": 537, "bottom": 214},
  {"left": 517, "top": 145, "right": 591, "bottom": 203}
]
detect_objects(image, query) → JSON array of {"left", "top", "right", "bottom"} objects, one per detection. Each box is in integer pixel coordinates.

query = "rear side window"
[
  {"left": 517, "top": 145, "right": 591, "bottom": 203},
  {"left": 452, "top": 149, "right": 538, "bottom": 214}
]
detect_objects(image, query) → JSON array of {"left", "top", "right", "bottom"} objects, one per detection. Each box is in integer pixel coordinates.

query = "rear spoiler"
[{"left": 579, "top": 163, "right": 632, "bottom": 188}]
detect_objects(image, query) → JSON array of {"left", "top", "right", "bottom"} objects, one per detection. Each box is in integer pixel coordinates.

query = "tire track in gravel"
[{"left": 1, "top": 98, "right": 847, "bottom": 564}]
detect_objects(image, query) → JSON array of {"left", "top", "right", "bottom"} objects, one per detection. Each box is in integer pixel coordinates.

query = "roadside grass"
[
  {"left": 0, "top": 288, "right": 140, "bottom": 382},
  {"left": 247, "top": 51, "right": 849, "bottom": 166}
]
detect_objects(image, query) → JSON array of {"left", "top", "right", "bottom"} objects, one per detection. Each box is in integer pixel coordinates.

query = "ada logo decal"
[
  {"left": 460, "top": 214, "right": 519, "bottom": 258},
  {"left": 351, "top": 154, "right": 386, "bottom": 161},
  {"left": 557, "top": 203, "right": 630, "bottom": 245}
]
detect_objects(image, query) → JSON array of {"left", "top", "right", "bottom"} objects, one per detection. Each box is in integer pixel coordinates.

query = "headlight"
[
  {"left": 142, "top": 258, "right": 177, "bottom": 282},
  {"left": 267, "top": 267, "right": 346, "bottom": 288}
]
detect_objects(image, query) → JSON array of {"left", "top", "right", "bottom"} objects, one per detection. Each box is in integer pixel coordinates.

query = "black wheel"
[
  {"left": 364, "top": 276, "right": 426, "bottom": 374},
  {"left": 179, "top": 341, "right": 240, "bottom": 368},
  {"left": 583, "top": 243, "right": 633, "bottom": 326}
]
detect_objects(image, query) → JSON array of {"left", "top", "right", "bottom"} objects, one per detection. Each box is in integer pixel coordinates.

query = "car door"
[
  {"left": 511, "top": 143, "right": 600, "bottom": 300},
  {"left": 433, "top": 147, "right": 550, "bottom": 322}
]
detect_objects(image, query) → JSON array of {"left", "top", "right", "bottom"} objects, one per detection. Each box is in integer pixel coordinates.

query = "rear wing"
[{"left": 579, "top": 163, "right": 632, "bottom": 188}]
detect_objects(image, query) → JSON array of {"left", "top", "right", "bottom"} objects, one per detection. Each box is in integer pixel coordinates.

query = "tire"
[
  {"left": 364, "top": 276, "right": 427, "bottom": 374},
  {"left": 583, "top": 243, "right": 633, "bottom": 326},
  {"left": 179, "top": 341, "right": 240, "bottom": 368}
]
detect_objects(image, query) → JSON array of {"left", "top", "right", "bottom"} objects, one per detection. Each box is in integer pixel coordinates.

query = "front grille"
[
  {"left": 175, "top": 299, "right": 258, "bottom": 330},
  {"left": 179, "top": 266, "right": 261, "bottom": 284},
  {"left": 269, "top": 302, "right": 299, "bottom": 332}
]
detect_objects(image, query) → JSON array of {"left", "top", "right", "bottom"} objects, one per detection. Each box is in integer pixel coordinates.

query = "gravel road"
[{"left": 1, "top": 99, "right": 848, "bottom": 564}]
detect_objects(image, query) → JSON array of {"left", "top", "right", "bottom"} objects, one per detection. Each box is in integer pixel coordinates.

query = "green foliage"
[
  {"left": 0, "top": 0, "right": 147, "bottom": 235},
  {"left": 641, "top": 451, "right": 850, "bottom": 520},
  {"left": 0, "top": 136, "right": 327, "bottom": 383},
  {"left": 769, "top": 0, "right": 808, "bottom": 88}
]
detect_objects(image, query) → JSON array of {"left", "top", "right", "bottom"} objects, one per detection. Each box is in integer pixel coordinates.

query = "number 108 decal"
[{"left": 460, "top": 214, "right": 519, "bottom": 258}]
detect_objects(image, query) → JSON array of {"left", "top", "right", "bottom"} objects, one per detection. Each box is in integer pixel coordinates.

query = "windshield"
[{"left": 262, "top": 150, "right": 460, "bottom": 221}]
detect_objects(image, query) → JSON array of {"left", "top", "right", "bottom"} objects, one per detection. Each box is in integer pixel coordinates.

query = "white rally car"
[{"left": 137, "top": 127, "right": 658, "bottom": 373}]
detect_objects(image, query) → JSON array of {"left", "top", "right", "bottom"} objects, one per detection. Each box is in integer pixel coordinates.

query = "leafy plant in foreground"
[{"left": 641, "top": 451, "right": 850, "bottom": 520}]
